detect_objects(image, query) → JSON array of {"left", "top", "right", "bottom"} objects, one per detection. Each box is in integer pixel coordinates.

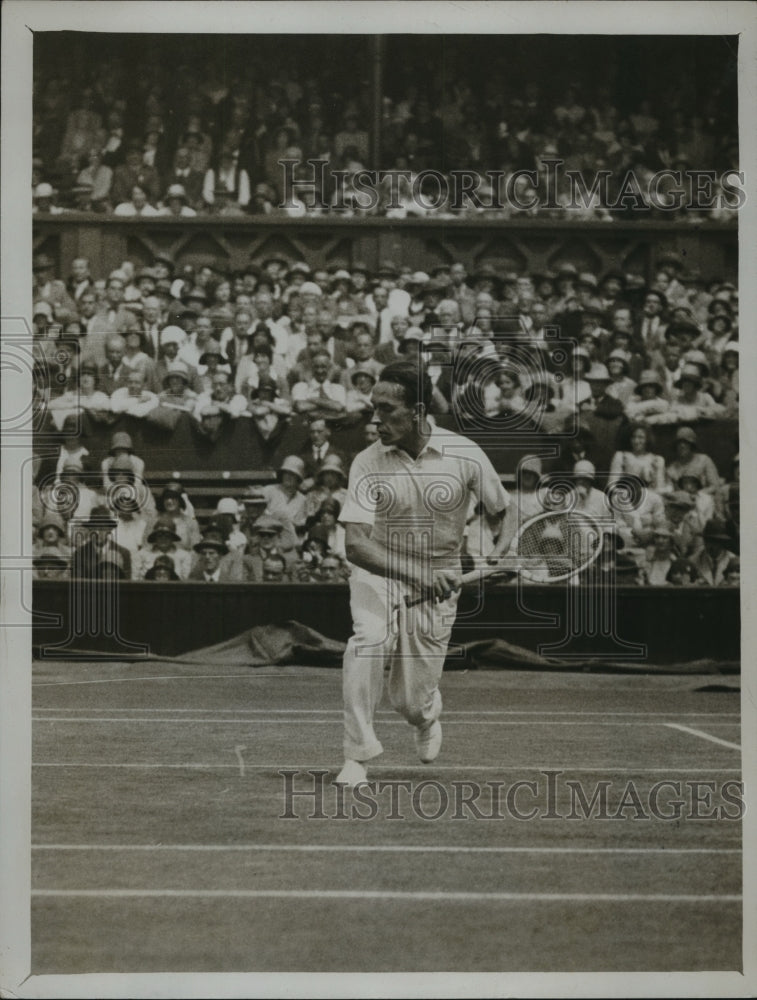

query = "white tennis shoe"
[
  {"left": 414, "top": 720, "right": 442, "bottom": 763},
  {"left": 334, "top": 759, "right": 368, "bottom": 787}
]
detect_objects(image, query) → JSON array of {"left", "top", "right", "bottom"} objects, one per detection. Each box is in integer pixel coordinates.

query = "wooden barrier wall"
[
  {"left": 32, "top": 580, "right": 740, "bottom": 666},
  {"left": 34, "top": 216, "right": 738, "bottom": 284}
]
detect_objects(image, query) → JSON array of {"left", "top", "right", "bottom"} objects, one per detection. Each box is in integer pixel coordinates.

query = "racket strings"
[{"left": 515, "top": 512, "right": 600, "bottom": 581}]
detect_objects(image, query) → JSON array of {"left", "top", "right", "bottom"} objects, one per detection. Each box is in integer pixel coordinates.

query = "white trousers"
[{"left": 342, "top": 567, "right": 458, "bottom": 761}]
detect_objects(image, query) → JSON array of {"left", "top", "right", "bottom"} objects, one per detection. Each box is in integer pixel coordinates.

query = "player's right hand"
[{"left": 432, "top": 567, "right": 462, "bottom": 602}]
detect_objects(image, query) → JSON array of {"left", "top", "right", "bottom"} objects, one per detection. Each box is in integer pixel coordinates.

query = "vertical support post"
[{"left": 371, "top": 36, "right": 384, "bottom": 170}]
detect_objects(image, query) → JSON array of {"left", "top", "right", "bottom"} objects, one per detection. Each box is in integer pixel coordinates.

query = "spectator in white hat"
[
  {"left": 571, "top": 459, "right": 616, "bottom": 523},
  {"left": 153, "top": 326, "right": 196, "bottom": 392},
  {"left": 33, "top": 182, "right": 65, "bottom": 215},
  {"left": 158, "top": 361, "right": 198, "bottom": 412},
  {"left": 213, "top": 498, "right": 248, "bottom": 553},
  {"left": 261, "top": 456, "right": 308, "bottom": 534},
  {"left": 712, "top": 342, "right": 738, "bottom": 414},
  {"left": 625, "top": 369, "right": 671, "bottom": 421},
  {"left": 159, "top": 183, "right": 197, "bottom": 218}
]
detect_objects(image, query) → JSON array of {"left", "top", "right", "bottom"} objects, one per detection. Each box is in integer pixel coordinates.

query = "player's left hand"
[{"left": 432, "top": 567, "right": 462, "bottom": 602}]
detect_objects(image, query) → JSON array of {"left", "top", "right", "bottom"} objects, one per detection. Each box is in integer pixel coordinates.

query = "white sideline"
[
  {"left": 32, "top": 888, "right": 742, "bottom": 902},
  {"left": 32, "top": 762, "right": 742, "bottom": 772},
  {"left": 31, "top": 707, "right": 741, "bottom": 717},
  {"left": 664, "top": 723, "right": 741, "bottom": 751},
  {"left": 31, "top": 717, "right": 742, "bottom": 727},
  {"left": 32, "top": 844, "right": 741, "bottom": 854}
]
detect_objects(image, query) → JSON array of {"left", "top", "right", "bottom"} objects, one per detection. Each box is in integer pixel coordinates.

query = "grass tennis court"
[{"left": 32, "top": 661, "right": 741, "bottom": 973}]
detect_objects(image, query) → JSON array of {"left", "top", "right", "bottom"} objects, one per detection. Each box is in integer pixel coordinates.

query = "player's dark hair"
[{"left": 378, "top": 360, "right": 432, "bottom": 411}]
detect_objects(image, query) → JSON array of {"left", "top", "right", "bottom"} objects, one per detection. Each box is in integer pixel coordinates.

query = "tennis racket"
[{"left": 402, "top": 509, "right": 604, "bottom": 608}]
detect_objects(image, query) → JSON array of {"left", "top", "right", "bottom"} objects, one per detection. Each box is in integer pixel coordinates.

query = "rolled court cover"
[{"left": 39, "top": 619, "right": 739, "bottom": 675}]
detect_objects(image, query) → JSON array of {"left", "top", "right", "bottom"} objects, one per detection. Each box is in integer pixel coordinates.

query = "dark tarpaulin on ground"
[{"left": 42, "top": 620, "right": 739, "bottom": 675}]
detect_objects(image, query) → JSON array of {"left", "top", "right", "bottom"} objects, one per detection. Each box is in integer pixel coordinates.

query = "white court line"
[
  {"left": 665, "top": 723, "right": 741, "bottom": 751},
  {"left": 31, "top": 716, "right": 741, "bottom": 728},
  {"left": 31, "top": 708, "right": 741, "bottom": 717},
  {"left": 31, "top": 844, "right": 741, "bottom": 855},
  {"left": 32, "top": 888, "right": 741, "bottom": 902},
  {"left": 32, "top": 673, "right": 304, "bottom": 687},
  {"left": 31, "top": 763, "right": 742, "bottom": 772}
]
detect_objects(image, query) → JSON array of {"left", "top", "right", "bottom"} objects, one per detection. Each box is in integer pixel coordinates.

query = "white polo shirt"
[{"left": 340, "top": 424, "right": 508, "bottom": 567}]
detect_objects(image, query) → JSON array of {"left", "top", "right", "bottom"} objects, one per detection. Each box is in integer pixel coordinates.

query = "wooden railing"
[{"left": 34, "top": 215, "right": 737, "bottom": 283}]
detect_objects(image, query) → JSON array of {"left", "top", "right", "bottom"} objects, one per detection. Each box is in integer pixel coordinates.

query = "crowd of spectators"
[
  {"left": 31, "top": 248, "right": 739, "bottom": 586},
  {"left": 32, "top": 36, "right": 738, "bottom": 221}
]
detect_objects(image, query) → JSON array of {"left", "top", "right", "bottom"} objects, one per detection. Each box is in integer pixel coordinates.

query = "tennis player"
[{"left": 335, "top": 361, "right": 516, "bottom": 786}]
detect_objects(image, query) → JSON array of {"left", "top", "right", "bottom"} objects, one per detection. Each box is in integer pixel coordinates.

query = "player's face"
[{"left": 371, "top": 382, "right": 417, "bottom": 448}]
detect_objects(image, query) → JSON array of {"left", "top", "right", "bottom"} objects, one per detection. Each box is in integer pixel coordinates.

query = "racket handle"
[
  {"left": 404, "top": 590, "right": 435, "bottom": 609},
  {"left": 404, "top": 587, "right": 458, "bottom": 609}
]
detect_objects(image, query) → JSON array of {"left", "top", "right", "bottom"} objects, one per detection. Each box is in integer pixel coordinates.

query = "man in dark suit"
[
  {"left": 188, "top": 530, "right": 256, "bottom": 582},
  {"left": 70, "top": 505, "right": 133, "bottom": 580},
  {"left": 163, "top": 146, "right": 205, "bottom": 208},
  {"left": 297, "top": 416, "right": 347, "bottom": 492},
  {"left": 111, "top": 142, "right": 161, "bottom": 205}
]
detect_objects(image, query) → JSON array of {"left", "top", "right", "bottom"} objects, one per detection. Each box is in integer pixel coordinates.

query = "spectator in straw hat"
[
  {"left": 703, "top": 312, "right": 735, "bottom": 365},
  {"left": 677, "top": 470, "right": 716, "bottom": 530},
  {"left": 691, "top": 519, "right": 738, "bottom": 586},
  {"left": 669, "top": 363, "right": 725, "bottom": 421},
  {"left": 159, "top": 183, "right": 197, "bottom": 218},
  {"left": 154, "top": 328, "right": 200, "bottom": 393},
  {"left": 712, "top": 341, "right": 738, "bottom": 414},
  {"left": 244, "top": 515, "right": 295, "bottom": 580},
  {"left": 261, "top": 456, "right": 308, "bottom": 533},
  {"left": 605, "top": 349, "right": 637, "bottom": 408},
  {"left": 196, "top": 339, "right": 231, "bottom": 393},
  {"left": 33, "top": 182, "right": 65, "bottom": 216},
  {"left": 54, "top": 414, "right": 89, "bottom": 479},
  {"left": 345, "top": 364, "right": 378, "bottom": 420},
  {"left": 33, "top": 514, "right": 72, "bottom": 565},
  {"left": 144, "top": 554, "right": 181, "bottom": 582},
  {"left": 666, "top": 427, "right": 721, "bottom": 494},
  {"left": 625, "top": 369, "right": 671, "bottom": 421},
  {"left": 307, "top": 496, "right": 346, "bottom": 561},
  {"left": 640, "top": 526, "right": 677, "bottom": 585},
  {"left": 189, "top": 529, "right": 254, "bottom": 583},
  {"left": 158, "top": 360, "right": 198, "bottom": 412},
  {"left": 211, "top": 498, "right": 246, "bottom": 550},
  {"left": 304, "top": 454, "right": 348, "bottom": 521},
  {"left": 664, "top": 490, "right": 704, "bottom": 559},
  {"left": 109, "top": 457, "right": 150, "bottom": 560},
  {"left": 101, "top": 431, "right": 146, "bottom": 492},
  {"left": 154, "top": 482, "right": 200, "bottom": 551},
  {"left": 570, "top": 459, "right": 616, "bottom": 524}
]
